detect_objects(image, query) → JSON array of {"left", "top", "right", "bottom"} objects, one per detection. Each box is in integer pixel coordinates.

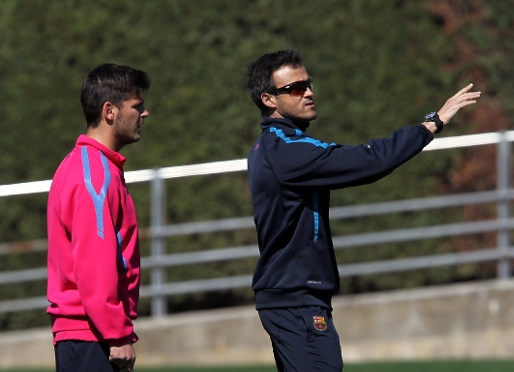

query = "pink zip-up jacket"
[{"left": 47, "top": 135, "right": 140, "bottom": 346}]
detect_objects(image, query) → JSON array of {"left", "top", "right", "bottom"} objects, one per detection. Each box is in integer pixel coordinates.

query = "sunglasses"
[{"left": 269, "top": 78, "right": 313, "bottom": 96}]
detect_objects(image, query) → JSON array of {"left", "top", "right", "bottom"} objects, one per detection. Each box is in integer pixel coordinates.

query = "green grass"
[
  {"left": 2, "top": 360, "right": 514, "bottom": 371},
  {"left": 348, "top": 360, "right": 514, "bottom": 371}
]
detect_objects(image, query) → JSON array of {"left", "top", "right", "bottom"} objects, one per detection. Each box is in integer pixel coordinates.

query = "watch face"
[{"left": 425, "top": 111, "right": 436, "bottom": 121}]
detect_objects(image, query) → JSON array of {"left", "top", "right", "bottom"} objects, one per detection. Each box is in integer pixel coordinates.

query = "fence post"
[
  {"left": 150, "top": 169, "right": 167, "bottom": 317},
  {"left": 497, "top": 133, "right": 511, "bottom": 279}
]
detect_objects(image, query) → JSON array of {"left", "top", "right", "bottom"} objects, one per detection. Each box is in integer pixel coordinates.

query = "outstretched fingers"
[{"left": 438, "top": 83, "right": 481, "bottom": 124}]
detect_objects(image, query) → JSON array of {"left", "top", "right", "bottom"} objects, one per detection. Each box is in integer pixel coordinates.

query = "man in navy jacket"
[{"left": 245, "top": 49, "right": 480, "bottom": 372}]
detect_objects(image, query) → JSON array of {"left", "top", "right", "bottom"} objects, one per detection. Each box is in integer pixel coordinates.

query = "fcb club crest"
[{"left": 312, "top": 316, "right": 328, "bottom": 331}]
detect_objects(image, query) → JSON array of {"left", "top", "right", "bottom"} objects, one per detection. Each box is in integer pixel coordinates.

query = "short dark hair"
[
  {"left": 245, "top": 49, "right": 303, "bottom": 116},
  {"left": 80, "top": 63, "right": 151, "bottom": 126}
]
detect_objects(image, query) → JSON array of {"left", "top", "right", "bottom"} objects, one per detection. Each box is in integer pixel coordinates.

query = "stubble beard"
[{"left": 113, "top": 112, "right": 140, "bottom": 149}]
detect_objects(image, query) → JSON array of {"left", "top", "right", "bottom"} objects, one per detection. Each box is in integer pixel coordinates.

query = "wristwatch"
[{"left": 424, "top": 111, "right": 444, "bottom": 134}]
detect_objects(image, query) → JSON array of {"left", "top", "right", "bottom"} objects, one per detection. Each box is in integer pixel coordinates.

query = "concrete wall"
[
  {"left": 332, "top": 279, "right": 514, "bottom": 361},
  {"left": 1, "top": 279, "right": 514, "bottom": 368}
]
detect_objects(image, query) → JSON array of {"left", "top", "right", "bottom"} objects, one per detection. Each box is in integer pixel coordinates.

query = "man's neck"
[{"left": 86, "top": 125, "right": 120, "bottom": 152}]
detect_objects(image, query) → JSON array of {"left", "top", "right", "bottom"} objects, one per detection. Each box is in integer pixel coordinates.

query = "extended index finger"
[{"left": 455, "top": 83, "right": 475, "bottom": 96}]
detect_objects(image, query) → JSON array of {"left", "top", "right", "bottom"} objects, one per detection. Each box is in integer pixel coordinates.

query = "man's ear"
[
  {"left": 102, "top": 102, "right": 118, "bottom": 123},
  {"left": 261, "top": 93, "right": 277, "bottom": 109}
]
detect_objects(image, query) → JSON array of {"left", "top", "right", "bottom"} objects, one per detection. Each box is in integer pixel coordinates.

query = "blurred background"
[{"left": 0, "top": 0, "right": 514, "bottom": 370}]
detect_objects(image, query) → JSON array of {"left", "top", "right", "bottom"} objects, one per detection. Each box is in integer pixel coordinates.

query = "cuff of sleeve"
[
  {"left": 108, "top": 332, "right": 139, "bottom": 347},
  {"left": 416, "top": 123, "right": 435, "bottom": 139}
]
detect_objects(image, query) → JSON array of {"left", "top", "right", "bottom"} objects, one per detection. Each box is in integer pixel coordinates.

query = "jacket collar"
[
  {"left": 260, "top": 117, "right": 310, "bottom": 132},
  {"left": 75, "top": 134, "right": 127, "bottom": 170}
]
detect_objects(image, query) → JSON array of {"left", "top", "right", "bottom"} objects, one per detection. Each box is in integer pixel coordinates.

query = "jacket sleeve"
[
  {"left": 69, "top": 150, "right": 134, "bottom": 344},
  {"left": 266, "top": 124, "right": 433, "bottom": 189}
]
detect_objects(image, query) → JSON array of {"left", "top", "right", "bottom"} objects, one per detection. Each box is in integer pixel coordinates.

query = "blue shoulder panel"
[
  {"left": 270, "top": 127, "right": 336, "bottom": 148},
  {"left": 81, "top": 147, "right": 111, "bottom": 239}
]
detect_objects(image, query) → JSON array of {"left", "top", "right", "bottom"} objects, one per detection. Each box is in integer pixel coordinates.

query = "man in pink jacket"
[{"left": 47, "top": 63, "right": 150, "bottom": 372}]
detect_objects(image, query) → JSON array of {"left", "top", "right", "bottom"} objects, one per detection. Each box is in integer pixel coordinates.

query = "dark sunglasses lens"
[{"left": 288, "top": 81, "right": 311, "bottom": 96}]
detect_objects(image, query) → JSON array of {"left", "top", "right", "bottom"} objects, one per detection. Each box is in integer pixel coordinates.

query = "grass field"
[{"left": 2, "top": 360, "right": 514, "bottom": 371}]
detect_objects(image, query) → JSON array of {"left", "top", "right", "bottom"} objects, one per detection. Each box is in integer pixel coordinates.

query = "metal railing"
[{"left": 0, "top": 131, "right": 512, "bottom": 316}]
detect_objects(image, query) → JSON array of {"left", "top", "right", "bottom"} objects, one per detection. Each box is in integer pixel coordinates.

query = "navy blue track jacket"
[{"left": 248, "top": 117, "right": 434, "bottom": 310}]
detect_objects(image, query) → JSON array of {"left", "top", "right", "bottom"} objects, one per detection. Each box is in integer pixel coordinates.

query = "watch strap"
[{"left": 425, "top": 111, "right": 443, "bottom": 134}]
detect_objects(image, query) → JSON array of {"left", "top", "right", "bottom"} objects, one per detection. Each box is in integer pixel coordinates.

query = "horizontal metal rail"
[
  {"left": 140, "top": 275, "right": 253, "bottom": 297},
  {"left": 4, "top": 247, "right": 511, "bottom": 313},
  {"left": 7, "top": 190, "right": 510, "bottom": 255},
  {"left": 0, "top": 296, "right": 49, "bottom": 313},
  {"left": 0, "top": 239, "right": 48, "bottom": 255},
  {"left": 329, "top": 190, "right": 512, "bottom": 219},
  {"left": 337, "top": 248, "right": 510, "bottom": 277},
  {"left": 1, "top": 131, "right": 513, "bottom": 198},
  {"left": 141, "top": 245, "right": 260, "bottom": 268},
  {"left": 332, "top": 219, "right": 514, "bottom": 248},
  {"left": 151, "top": 217, "right": 255, "bottom": 238},
  {"left": 0, "top": 268, "right": 47, "bottom": 284},
  {"left": 0, "top": 218, "right": 509, "bottom": 286}
]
